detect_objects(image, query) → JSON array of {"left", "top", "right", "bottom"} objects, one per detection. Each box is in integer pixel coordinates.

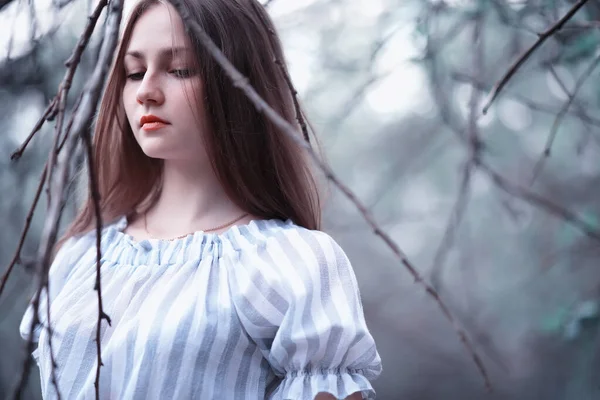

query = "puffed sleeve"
[
  {"left": 19, "top": 235, "right": 81, "bottom": 359},
  {"left": 231, "top": 227, "right": 382, "bottom": 400}
]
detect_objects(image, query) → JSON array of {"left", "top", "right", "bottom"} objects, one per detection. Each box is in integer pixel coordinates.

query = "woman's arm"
[
  {"left": 315, "top": 392, "right": 363, "bottom": 400},
  {"left": 239, "top": 230, "right": 381, "bottom": 400}
]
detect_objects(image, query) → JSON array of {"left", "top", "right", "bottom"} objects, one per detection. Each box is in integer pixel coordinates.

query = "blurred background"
[{"left": 2, "top": 0, "right": 600, "bottom": 398}]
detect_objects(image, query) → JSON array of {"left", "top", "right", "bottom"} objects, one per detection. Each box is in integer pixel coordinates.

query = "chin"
[
  {"left": 134, "top": 137, "right": 171, "bottom": 157},
  {"left": 135, "top": 138, "right": 207, "bottom": 164},
  {"left": 141, "top": 151, "right": 168, "bottom": 160},
  {"left": 139, "top": 146, "right": 195, "bottom": 163},
  {"left": 138, "top": 145, "right": 173, "bottom": 160}
]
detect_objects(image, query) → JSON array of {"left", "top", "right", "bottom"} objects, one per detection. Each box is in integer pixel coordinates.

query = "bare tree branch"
[
  {"left": 249, "top": 0, "right": 310, "bottom": 143},
  {"left": 326, "top": 22, "right": 405, "bottom": 148},
  {"left": 424, "top": 1, "right": 600, "bottom": 268},
  {"left": 443, "top": 75, "right": 600, "bottom": 242},
  {"left": 482, "top": 0, "right": 591, "bottom": 113},
  {"left": 9, "top": 0, "right": 121, "bottom": 398},
  {"left": 478, "top": 159, "right": 600, "bottom": 241},
  {"left": 529, "top": 52, "right": 600, "bottom": 184},
  {"left": 46, "top": 0, "right": 109, "bottom": 206},
  {"left": 274, "top": 57, "right": 310, "bottom": 143},
  {"left": 547, "top": 65, "right": 589, "bottom": 122},
  {"left": 452, "top": 71, "right": 600, "bottom": 132},
  {"left": 560, "top": 21, "right": 600, "bottom": 30},
  {"left": 430, "top": 8, "right": 484, "bottom": 312},
  {"left": 10, "top": 98, "right": 58, "bottom": 161},
  {"left": 10, "top": 0, "right": 108, "bottom": 161},
  {"left": 71, "top": 0, "right": 124, "bottom": 396},
  {"left": 0, "top": 165, "right": 47, "bottom": 298},
  {"left": 544, "top": 64, "right": 597, "bottom": 156}
]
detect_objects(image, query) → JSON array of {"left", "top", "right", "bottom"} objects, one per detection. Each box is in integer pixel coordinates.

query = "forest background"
[{"left": 1, "top": 0, "right": 600, "bottom": 398}]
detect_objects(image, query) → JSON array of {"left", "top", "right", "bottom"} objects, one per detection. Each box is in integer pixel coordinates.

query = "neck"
[{"left": 144, "top": 159, "right": 246, "bottom": 235}]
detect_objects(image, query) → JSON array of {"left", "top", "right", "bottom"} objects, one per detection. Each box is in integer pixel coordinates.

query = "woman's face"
[{"left": 122, "top": 2, "right": 209, "bottom": 164}]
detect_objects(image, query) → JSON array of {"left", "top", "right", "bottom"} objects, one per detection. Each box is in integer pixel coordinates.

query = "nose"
[{"left": 135, "top": 72, "right": 165, "bottom": 106}]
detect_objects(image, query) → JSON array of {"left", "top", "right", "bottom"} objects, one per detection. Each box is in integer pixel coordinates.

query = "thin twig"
[
  {"left": 169, "top": 0, "right": 492, "bottom": 390},
  {"left": 13, "top": 143, "right": 80, "bottom": 400},
  {"left": 6, "top": 0, "right": 102, "bottom": 281},
  {"left": 326, "top": 23, "right": 404, "bottom": 147},
  {"left": 423, "top": 20, "right": 472, "bottom": 146},
  {"left": 273, "top": 58, "right": 310, "bottom": 143},
  {"left": 11, "top": 99, "right": 57, "bottom": 161},
  {"left": 326, "top": 72, "right": 390, "bottom": 149},
  {"left": 14, "top": 139, "right": 79, "bottom": 400},
  {"left": 430, "top": 165, "right": 472, "bottom": 291},
  {"left": 8, "top": 2, "right": 110, "bottom": 395},
  {"left": 249, "top": 0, "right": 310, "bottom": 143},
  {"left": 478, "top": 160, "right": 600, "bottom": 241},
  {"left": 560, "top": 21, "right": 600, "bottom": 30},
  {"left": 439, "top": 80, "right": 600, "bottom": 245},
  {"left": 0, "top": 165, "right": 47, "bottom": 298},
  {"left": 11, "top": 0, "right": 120, "bottom": 398},
  {"left": 546, "top": 65, "right": 588, "bottom": 122},
  {"left": 84, "top": 119, "right": 112, "bottom": 397},
  {"left": 544, "top": 64, "right": 596, "bottom": 164},
  {"left": 65, "top": 0, "right": 124, "bottom": 397},
  {"left": 13, "top": 107, "right": 88, "bottom": 400},
  {"left": 431, "top": 13, "right": 484, "bottom": 294},
  {"left": 429, "top": 14, "right": 492, "bottom": 386},
  {"left": 47, "top": 0, "right": 109, "bottom": 204},
  {"left": 59, "top": 94, "right": 84, "bottom": 153},
  {"left": 424, "top": 5, "right": 600, "bottom": 385},
  {"left": 529, "top": 53, "right": 600, "bottom": 184},
  {"left": 482, "top": 0, "right": 591, "bottom": 113},
  {"left": 452, "top": 71, "right": 600, "bottom": 131},
  {"left": 444, "top": 83, "right": 600, "bottom": 243},
  {"left": 11, "top": 0, "right": 107, "bottom": 163}
]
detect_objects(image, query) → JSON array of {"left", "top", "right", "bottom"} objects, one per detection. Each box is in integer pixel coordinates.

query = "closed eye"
[
  {"left": 170, "top": 69, "right": 195, "bottom": 78},
  {"left": 126, "top": 72, "right": 144, "bottom": 81}
]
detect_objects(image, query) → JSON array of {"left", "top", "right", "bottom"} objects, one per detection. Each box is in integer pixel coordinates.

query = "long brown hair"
[{"left": 59, "top": 0, "right": 324, "bottom": 248}]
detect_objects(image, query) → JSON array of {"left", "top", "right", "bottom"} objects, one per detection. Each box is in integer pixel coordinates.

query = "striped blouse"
[{"left": 20, "top": 215, "right": 382, "bottom": 399}]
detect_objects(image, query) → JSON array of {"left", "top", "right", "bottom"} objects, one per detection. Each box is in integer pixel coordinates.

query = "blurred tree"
[{"left": 2, "top": 0, "right": 600, "bottom": 399}]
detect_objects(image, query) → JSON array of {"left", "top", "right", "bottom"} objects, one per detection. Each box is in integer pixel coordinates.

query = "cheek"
[
  {"left": 122, "top": 87, "right": 137, "bottom": 121},
  {"left": 122, "top": 85, "right": 134, "bottom": 106},
  {"left": 182, "top": 78, "right": 204, "bottom": 106}
]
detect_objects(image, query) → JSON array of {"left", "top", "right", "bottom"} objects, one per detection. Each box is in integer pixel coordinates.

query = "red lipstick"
[{"left": 140, "top": 115, "right": 169, "bottom": 131}]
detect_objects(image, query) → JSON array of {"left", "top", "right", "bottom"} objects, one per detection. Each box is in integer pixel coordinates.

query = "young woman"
[{"left": 20, "top": 0, "right": 382, "bottom": 398}]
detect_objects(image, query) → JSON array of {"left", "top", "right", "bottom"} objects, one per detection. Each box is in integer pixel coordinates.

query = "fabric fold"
[{"left": 271, "top": 368, "right": 377, "bottom": 400}]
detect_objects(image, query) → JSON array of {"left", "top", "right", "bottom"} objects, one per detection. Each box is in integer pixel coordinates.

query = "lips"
[{"left": 140, "top": 115, "right": 170, "bottom": 131}]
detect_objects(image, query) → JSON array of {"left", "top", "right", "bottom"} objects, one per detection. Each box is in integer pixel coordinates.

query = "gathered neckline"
[{"left": 105, "top": 214, "right": 292, "bottom": 251}]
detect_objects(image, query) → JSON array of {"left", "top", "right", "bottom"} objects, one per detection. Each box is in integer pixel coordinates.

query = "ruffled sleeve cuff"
[{"left": 269, "top": 367, "right": 378, "bottom": 400}]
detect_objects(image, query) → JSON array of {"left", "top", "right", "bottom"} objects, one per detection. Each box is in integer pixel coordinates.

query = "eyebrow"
[{"left": 124, "top": 47, "right": 192, "bottom": 60}]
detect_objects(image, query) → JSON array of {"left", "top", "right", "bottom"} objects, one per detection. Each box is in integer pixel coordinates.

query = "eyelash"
[
  {"left": 172, "top": 69, "right": 193, "bottom": 78},
  {"left": 126, "top": 72, "right": 144, "bottom": 80},
  {"left": 125, "top": 69, "right": 193, "bottom": 80}
]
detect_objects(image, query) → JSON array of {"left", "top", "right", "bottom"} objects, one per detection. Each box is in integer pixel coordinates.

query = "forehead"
[{"left": 125, "top": 2, "right": 191, "bottom": 54}]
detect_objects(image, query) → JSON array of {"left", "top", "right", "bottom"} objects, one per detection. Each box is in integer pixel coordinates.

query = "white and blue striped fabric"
[{"left": 20, "top": 215, "right": 382, "bottom": 399}]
